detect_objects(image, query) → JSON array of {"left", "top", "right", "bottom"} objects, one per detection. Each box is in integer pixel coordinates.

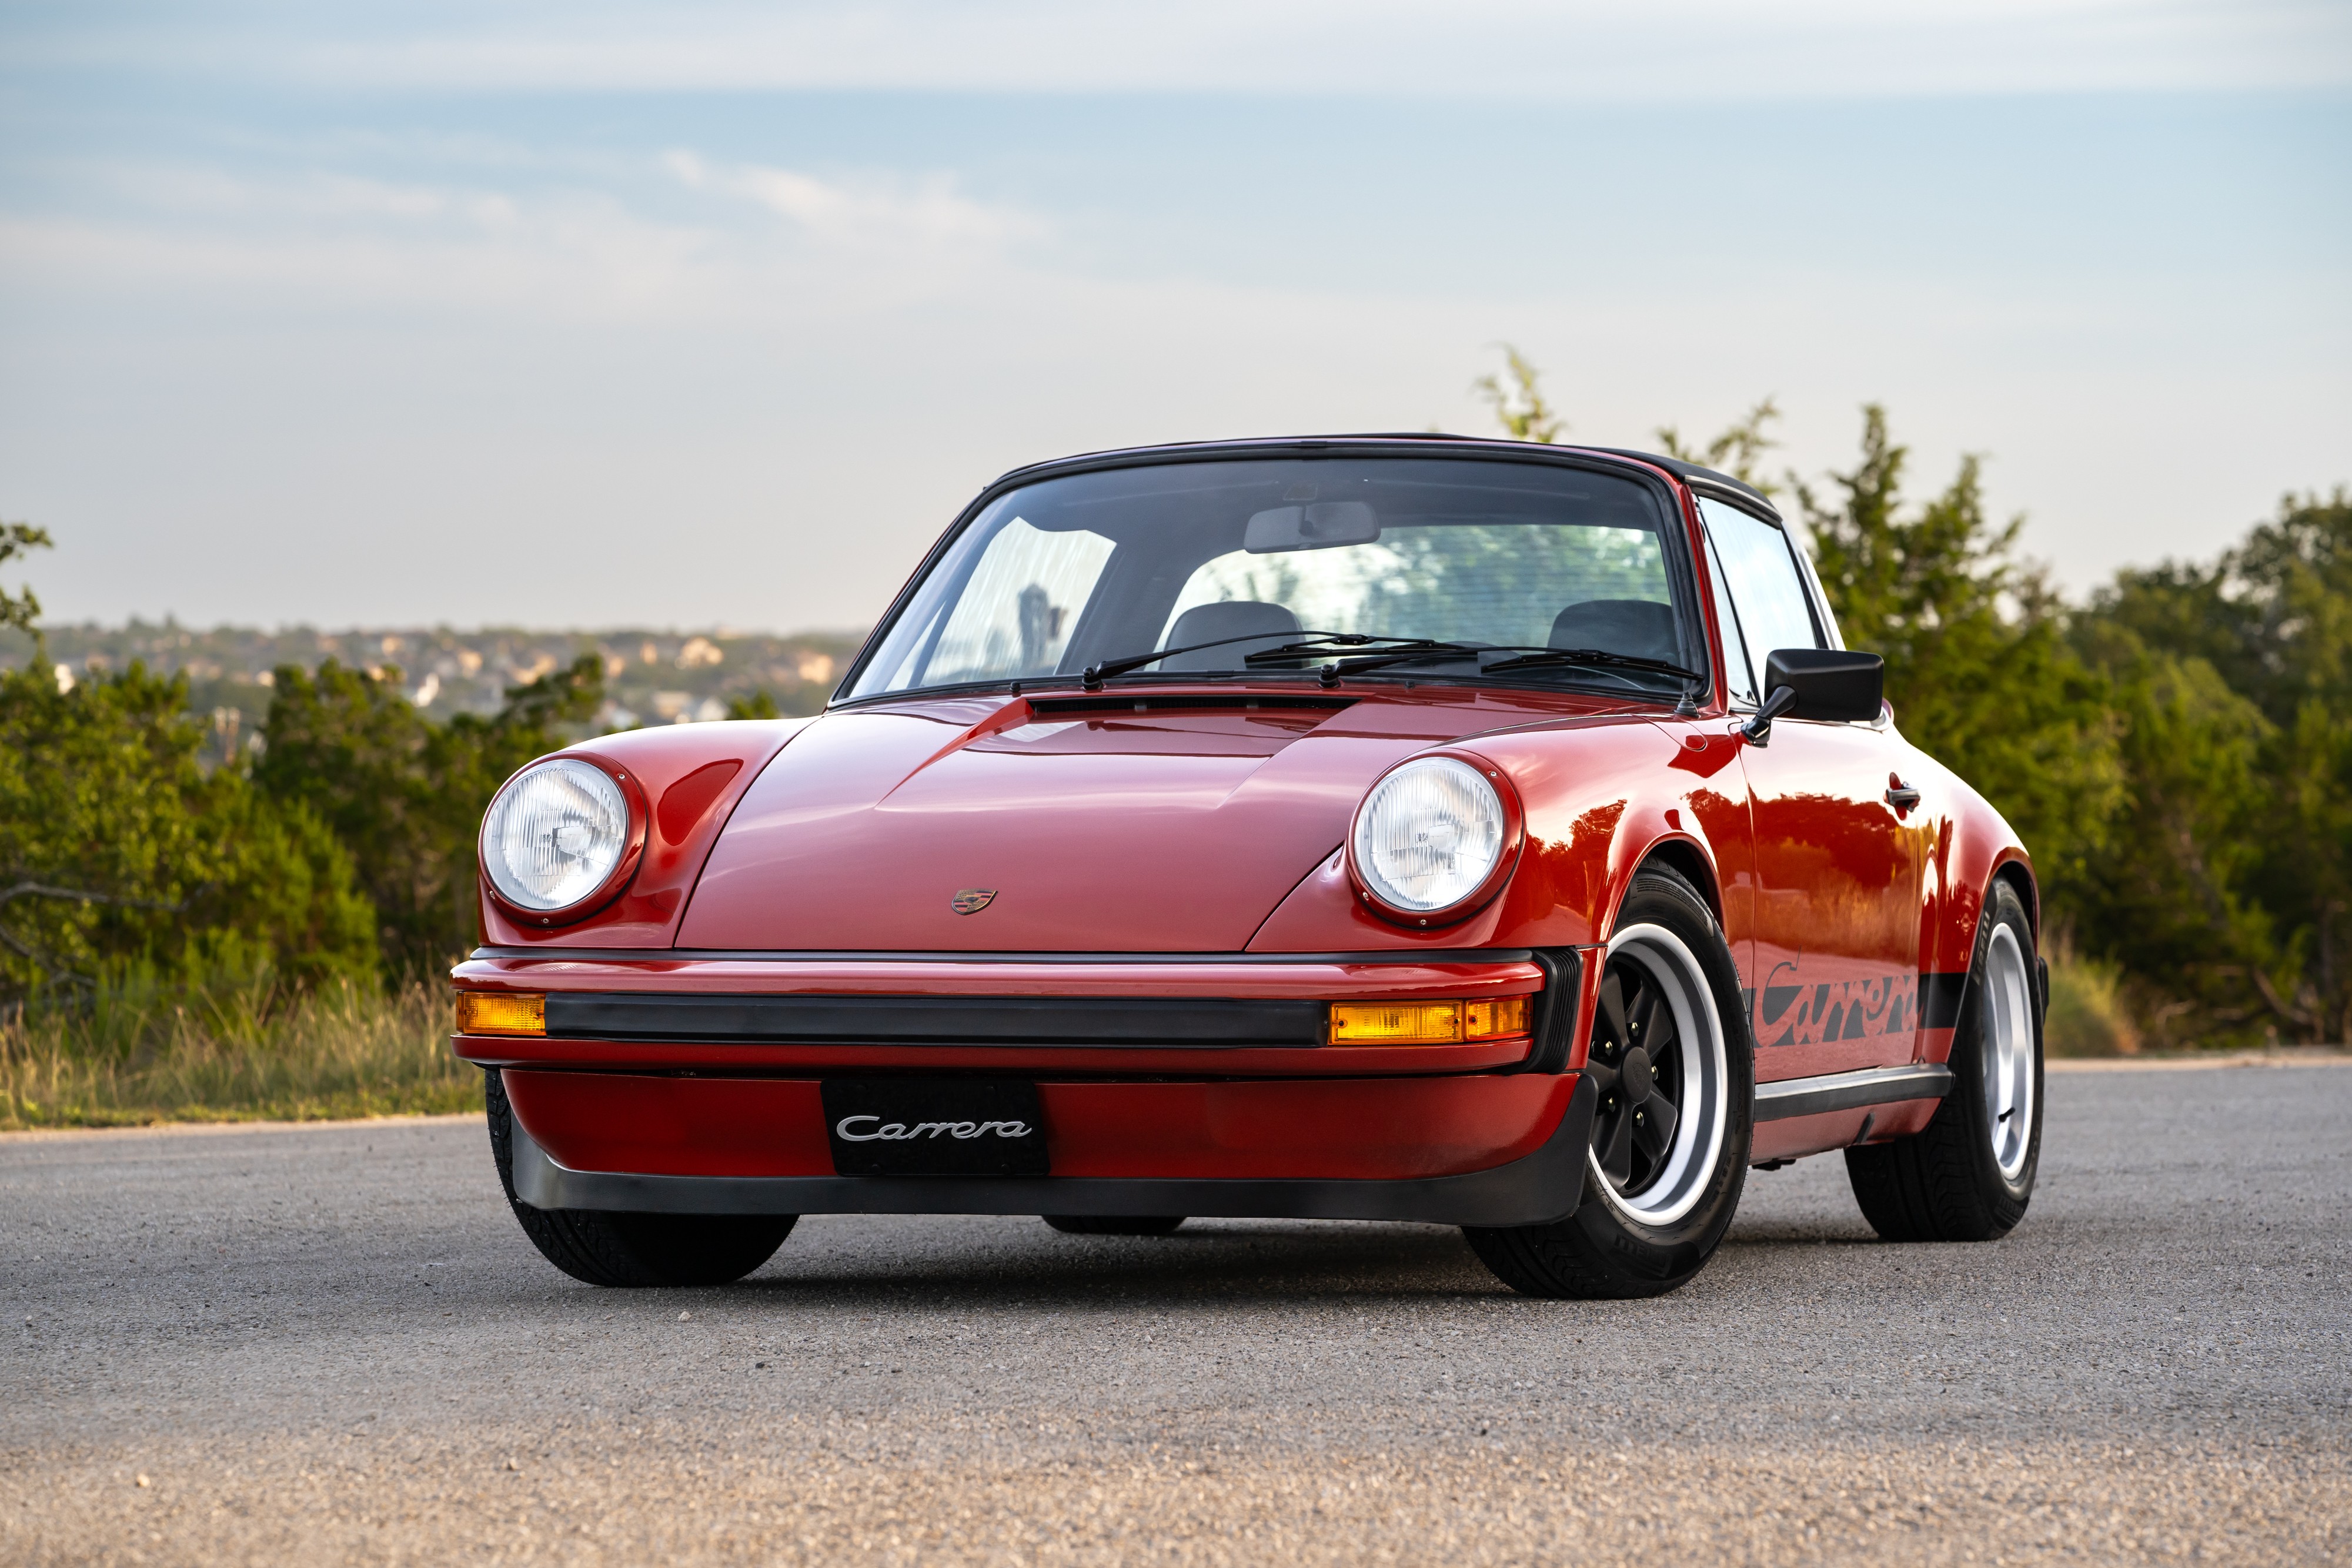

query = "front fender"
[
  {"left": 1248, "top": 716, "right": 1740, "bottom": 952},
  {"left": 476, "top": 717, "right": 815, "bottom": 950}
]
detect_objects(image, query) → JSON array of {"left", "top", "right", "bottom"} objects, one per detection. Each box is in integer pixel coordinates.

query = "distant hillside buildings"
[{"left": 0, "top": 622, "right": 866, "bottom": 766}]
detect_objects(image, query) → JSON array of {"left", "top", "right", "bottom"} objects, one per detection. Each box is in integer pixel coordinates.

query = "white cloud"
[
  {"left": 664, "top": 152, "right": 1034, "bottom": 252},
  {"left": 0, "top": 189, "right": 726, "bottom": 322},
  {"left": 1, "top": 151, "right": 1038, "bottom": 323}
]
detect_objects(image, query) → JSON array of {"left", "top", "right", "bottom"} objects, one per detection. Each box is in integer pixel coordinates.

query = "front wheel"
[
  {"left": 485, "top": 1069, "right": 797, "bottom": 1287},
  {"left": 1464, "top": 865, "right": 1753, "bottom": 1299},
  {"left": 1845, "top": 878, "right": 2042, "bottom": 1241}
]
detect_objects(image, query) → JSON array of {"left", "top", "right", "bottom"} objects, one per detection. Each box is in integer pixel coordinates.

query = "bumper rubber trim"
[
  {"left": 508, "top": 1072, "right": 1596, "bottom": 1228},
  {"left": 472, "top": 946, "right": 1539, "bottom": 965},
  {"left": 542, "top": 991, "right": 1329, "bottom": 1047}
]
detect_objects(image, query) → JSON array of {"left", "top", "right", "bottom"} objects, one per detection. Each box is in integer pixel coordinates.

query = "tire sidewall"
[
  {"left": 1567, "top": 869, "right": 1756, "bottom": 1283},
  {"left": 1948, "top": 881, "right": 2043, "bottom": 1213}
]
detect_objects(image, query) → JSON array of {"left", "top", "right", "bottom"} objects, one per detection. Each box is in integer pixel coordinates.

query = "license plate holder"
[{"left": 821, "top": 1079, "right": 1050, "bottom": 1176}]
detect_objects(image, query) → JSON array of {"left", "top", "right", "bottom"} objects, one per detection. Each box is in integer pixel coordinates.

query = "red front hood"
[{"left": 678, "top": 688, "right": 1612, "bottom": 952}]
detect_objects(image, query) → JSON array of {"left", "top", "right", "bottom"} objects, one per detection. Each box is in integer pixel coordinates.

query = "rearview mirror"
[
  {"left": 1763, "top": 647, "right": 1885, "bottom": 724},
  {"left": 1245, "top": 501, "right": 1381, "bottom": 553}
]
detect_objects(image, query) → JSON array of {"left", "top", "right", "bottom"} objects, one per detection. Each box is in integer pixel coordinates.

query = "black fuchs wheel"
[
  {"left": 1845, "top": 880, "right": 2042, "bottom": 1242},
  {"left": 1463, "top": 864, "right": 1754, "bottom": 1299},
  {"left": 1041, "top": 1215, "right": 1187, "bottom": 1235},
  {"left": 485, "top": 1069, "right": 796, "bottom": 1288}
]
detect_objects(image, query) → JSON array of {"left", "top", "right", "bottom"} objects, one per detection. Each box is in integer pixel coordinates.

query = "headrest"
[
  {"left": 1160, "top": 601, "right": 1302, "bottom": 671},
  {"left": 1549, "top": 599, "right": 1681, "bottom": 665}
]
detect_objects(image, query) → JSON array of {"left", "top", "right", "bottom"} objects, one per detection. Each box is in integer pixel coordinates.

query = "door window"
[
  {"left": 1702, "top": 529, "right": 1758, "bottom": 708},
  {"left": 1698, "top": 497, "right": 1821, "bottom": 693}
]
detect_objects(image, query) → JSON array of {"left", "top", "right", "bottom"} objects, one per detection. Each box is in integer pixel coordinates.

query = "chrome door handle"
[{"left": 1886, "top": 779, "right": 1921, "bottom": 810}]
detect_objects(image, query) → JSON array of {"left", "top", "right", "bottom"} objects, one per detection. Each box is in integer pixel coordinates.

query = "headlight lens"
[
  {"left": 1351, "top": 756, "right": 1507, "bottom": 915},
  {"left": 483, "top": 759, "right": 631, "bottom": 912}
]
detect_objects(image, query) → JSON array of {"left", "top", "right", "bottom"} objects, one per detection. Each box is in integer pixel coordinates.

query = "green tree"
[
  {"left": 0, "top": 521, "right": 52, "bottom": 638},
  {"left": 1473, "top": 345, "right": 1566, "bottom": 444},
  {"left": 2066, "top": 622, "right": 2278, "bottom": 1039},
  {"left": 256, "top": 653, "right": 604, "bottom": 976},
  {"left": 1796, "top": 406, "right": 2123, "bottom": 890},
  {"left": 2080, "top": 490, "right": 2352, "bottom": 1041},
  {"left": 724, "top": 691, "right": 780, "bottom": 720},
  {"left": 0, "top": 660, "right": 376, "bottom": 1002},
  {"left": 1657, "top": 397, "right": 1784, "bottom": 496}
]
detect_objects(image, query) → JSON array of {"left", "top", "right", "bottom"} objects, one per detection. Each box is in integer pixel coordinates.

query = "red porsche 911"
[{"left": 451, "top": 437, "right": 2044, "bottom": 1298}]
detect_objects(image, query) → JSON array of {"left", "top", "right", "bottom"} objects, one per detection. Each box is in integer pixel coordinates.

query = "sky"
[{"left": 2, "top": 1, "right": 2348, "bottom": 634}]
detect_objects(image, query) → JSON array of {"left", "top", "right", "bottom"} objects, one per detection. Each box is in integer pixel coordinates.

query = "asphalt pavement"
[{"left": 3, "top": 1063, "right": 2346, "bottom": 1565}]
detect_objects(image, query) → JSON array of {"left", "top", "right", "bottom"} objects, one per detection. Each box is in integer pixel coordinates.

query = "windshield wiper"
[
  {"left": 1239, "top": 635, "right": 1478, "bottom": 666},
  {"left": 1081, "top": 632, "right": 1704, "bottom": 699},
  {"left": 1478, "top": 647, "right": 1705, "bottom": 682},
  {"left": 1299, "top": 643, "right": 1699, "bottom": 680},
  {"left": 1082, "top": 631, "right": 1452, "bottom": 689},
  {"left": 1318, "top": 643, "right": 1705, "bottom": 701}
]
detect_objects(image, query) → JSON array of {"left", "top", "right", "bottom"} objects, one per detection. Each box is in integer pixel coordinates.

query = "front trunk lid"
[{"left": 677, "top": 689, "right": 1583, "bottom": 952}]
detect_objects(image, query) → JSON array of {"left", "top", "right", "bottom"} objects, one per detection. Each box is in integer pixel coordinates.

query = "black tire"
[
  {"left": 485, "top": 1068, "right": 797, "bottom": 1287},
  {"left": 1463, "top": 864, "right": 1754, "bottom": 1299},
  {"left": 1845, "top": 879, "right": 2042, "bottom": 1242},
  {"left": 1041, "top": 1215, "right": 1187, "bottom": 1235}
]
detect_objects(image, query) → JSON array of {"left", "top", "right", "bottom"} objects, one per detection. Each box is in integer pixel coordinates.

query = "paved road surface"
[{"left": 4, "top": 1065, "right": 2347, "bottom": 1565}]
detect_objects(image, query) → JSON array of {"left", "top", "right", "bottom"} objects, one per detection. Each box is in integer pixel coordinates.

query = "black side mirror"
[{"left": 1741, "top": 648, "right": 1885, "bottom": 743}]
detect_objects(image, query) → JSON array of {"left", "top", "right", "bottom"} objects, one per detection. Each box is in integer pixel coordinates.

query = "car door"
[{"left": 1699, "top": 496, "right": 1927, "bottom": 1079}]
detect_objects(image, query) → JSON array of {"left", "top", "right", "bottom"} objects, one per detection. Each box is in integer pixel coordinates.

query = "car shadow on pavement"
[{"left": 720, "top": 1218, "right": 1512, "bottom": 1304}]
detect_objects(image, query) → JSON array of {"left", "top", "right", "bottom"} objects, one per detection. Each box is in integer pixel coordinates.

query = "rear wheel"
[
  {"left": 1042, "top": 1215, "right": 1186, "bottom": 1235},
  {"left": 1463, "top": 865, "right": 1753, "bottom": 1298},
  {"left": 485, "top": 1069, "right": 796, "bottom": 1287},
  {"left": 1845, "top": 879, "right": 2042, "bottom": 1241}
]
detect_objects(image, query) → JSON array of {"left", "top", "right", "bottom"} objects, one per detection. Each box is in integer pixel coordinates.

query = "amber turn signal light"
[
  {"left": 1328, "top": 995, "right": 1531, "bottom": 1045},
  {"left": 1465, "top": 996, "right": 1532, "bottom": 1038},
  {"left": 455, "top": 992, "right": 546, "bottom": 1036}
]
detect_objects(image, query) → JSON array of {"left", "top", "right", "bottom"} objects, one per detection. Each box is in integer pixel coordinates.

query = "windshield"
[{"left": 847, "top": 455, "right": 1697, "bottom": 700}]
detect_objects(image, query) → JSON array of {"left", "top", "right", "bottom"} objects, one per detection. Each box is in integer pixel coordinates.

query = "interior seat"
[
  {"left": 1549, "top": 599, "right": 1682, "bottom": 665},
  {"left": 1159, "top": 601, "right": 1301, "bottom": 671}
]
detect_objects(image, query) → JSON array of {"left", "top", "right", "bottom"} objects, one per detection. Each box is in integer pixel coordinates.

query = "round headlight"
[
  {"left": 1351, "top": 756, "right": 1509, "bottom": 917},
  {"left": 483, "top": 758, "right": 633, "bottom": 914}
]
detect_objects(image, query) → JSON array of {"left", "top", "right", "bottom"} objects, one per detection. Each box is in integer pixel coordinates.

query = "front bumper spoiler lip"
[
  {"left": 508, "top": 1072, "right": 1598, "bottom": 1229},
  {"left": 469, "top": 947, "right": 1542, "bottom": 964}
]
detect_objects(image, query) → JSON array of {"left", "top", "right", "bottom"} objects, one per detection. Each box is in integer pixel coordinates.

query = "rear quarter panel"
[{"left": 1899, "top": 730, "right": 2037, "bottom": 1064}]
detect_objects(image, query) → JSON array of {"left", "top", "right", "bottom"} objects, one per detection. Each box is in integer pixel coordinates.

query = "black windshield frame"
[{"left": 831, "top": 440, "right": 1712, "bottom": 710}]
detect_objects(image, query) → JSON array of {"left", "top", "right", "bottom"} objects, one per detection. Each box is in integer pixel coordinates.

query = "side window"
[
  {"left": 1795, "top": 545, "right": 1848, "bottom": 650},
  {"left": 1702, "top": 529, "right": 1758, "bottom": 708},
  {"left": 1698, "top": 497, "right": 1821, "bottom": 693}
]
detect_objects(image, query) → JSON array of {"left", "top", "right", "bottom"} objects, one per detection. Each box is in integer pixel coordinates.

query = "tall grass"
[
  {"left": 2043, "top": 938, "right": 2143, "bottom": 1057},
  {"left": 0, "top": 971, "right": 479, "bottom": 1129}
]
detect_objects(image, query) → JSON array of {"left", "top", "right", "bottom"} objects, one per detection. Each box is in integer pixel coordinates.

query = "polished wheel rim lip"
[
  {"left": 1587, "top": 921, "right": 1729, "bottom": 1228},
  {"left": 1983, "top": 923, "right": 2037, "bottom": 1180}
]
